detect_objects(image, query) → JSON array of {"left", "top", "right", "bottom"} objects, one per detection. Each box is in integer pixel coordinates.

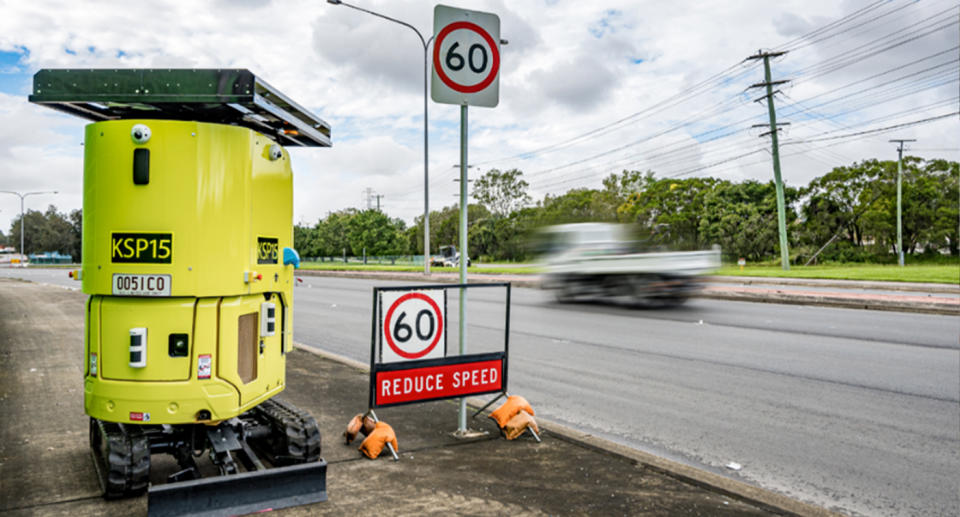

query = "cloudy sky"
[{"left": 0, "top": 0, "right": 957, "bottom": 235}]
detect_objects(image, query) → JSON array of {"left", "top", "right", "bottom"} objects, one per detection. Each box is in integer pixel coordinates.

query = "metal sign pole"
[{"left": 458, "top": 103, "right": 469, "bottom": 434}]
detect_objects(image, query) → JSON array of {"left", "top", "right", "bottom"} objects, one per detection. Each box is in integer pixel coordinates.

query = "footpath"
[
  {"left": 298, "top": 269, "right": 959, "bottom": 316},
  {"left": 0, "top": 278, "right": 837, "bottom": 516}
]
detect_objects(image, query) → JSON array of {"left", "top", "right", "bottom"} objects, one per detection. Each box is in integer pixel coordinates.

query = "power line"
[
  {"left": 468, "top": 61, "right": 760, "bottom": 167},
  {"left": 792, "top": 11, "right": 958, "bottom": 82},
  {"left": 775, "top": 0, "right": 888, "bottom": 52},
  {"left": 783, "top": 0, "right": 919, "bottom": 52},
  {"left": 784, "top": 112, "right": 959, "bottom": 144}
]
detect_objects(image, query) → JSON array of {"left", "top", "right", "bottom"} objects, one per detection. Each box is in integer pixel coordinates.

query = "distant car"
[{"left": 431, "top": 245, "right": 471, "bottom": 267}]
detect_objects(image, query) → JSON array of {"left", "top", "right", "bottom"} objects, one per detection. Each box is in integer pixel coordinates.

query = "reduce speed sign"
[
  {"left": 431, "top": 4, "right": 500, "bottom": 107},
  {"left": 380, "top": 289, "right": 446, "bottom": 363}
]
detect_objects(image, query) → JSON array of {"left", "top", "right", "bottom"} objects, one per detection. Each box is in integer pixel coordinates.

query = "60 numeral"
[
  {"left": 392, "top": 310, "right": 436, "bottom": 343},
  {"left": 445, "top": 42, "right": 489, "bottom": 74}
]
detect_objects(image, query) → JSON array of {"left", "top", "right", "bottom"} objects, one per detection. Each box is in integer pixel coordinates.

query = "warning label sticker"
[{"left": 198, "top": 354, "right": 212, "bottom": 379}]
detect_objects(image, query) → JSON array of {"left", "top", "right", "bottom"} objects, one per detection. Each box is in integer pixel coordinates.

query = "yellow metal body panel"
[
  {"left": 82, "top": 119, "right": 296, "bottom": 424},
  {"left": 81, "top": 119, "right": 293, "bottom": 297},
  {"left": 98, "top": 297, "right": 194, "bottom": 381}
]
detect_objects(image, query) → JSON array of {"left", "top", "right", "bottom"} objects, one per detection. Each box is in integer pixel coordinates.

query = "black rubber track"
[{"left": 250, "top": 398, "right": 321, "bottom": 466}]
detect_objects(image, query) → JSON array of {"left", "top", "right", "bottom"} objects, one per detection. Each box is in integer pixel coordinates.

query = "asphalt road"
[
  {"left": 3, "top": 268, "right": 958, "bottom": 516},
  {"left": 291, "top": 276, "right": 959, "bottom": 517}
]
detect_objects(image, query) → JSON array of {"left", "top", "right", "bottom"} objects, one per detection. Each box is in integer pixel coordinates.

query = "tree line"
[
  {"left": 8, "top": 157, "right": 954, "bottom": 265},
  {"left": 1, "top": 205, "right": 82, "bottom": 260},
  {"left": 294, "top": 157, "right": 957, "bottom": 264}
]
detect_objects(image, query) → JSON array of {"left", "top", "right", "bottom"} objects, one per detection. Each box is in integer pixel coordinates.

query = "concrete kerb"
[
  {"left": 698, "top": 289, "right": 959, "bottom": 316},
  {"left": 294, "top": 342, "right": 840, "bottom": 517},
  {"left": 704, "top": 275, "right": 959, "bottom": 294}
]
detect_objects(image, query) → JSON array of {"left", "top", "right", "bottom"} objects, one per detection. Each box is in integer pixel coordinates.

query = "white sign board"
[
  {"left": 431, "top": 4, "right": 500, "bottom": 107},
  {"left": 380, "top": 289, "right": 446, "bottom": 363}
]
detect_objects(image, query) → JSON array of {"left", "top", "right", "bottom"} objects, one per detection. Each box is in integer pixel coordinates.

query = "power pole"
[
  {"left": 362, "top": 187, "right": 373, "bottom": 209},
  {"left": 889, "top": 139, "right": 916, "bottom": 266},
  {"left": 374, "top": 194, "right": 384, "bottom": 211},
  {"left": 748, "top": 50, "right": 791, "bottom": 270}
]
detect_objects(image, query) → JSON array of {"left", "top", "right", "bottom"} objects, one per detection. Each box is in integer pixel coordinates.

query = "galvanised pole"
[
  {"left": 761, "top": 55, "right": 790, "bottom": 271},
  {"left": 1, "top": 190, "right": 56, "bottom": 263},
  {"left": 897, "top": 145, "right": 903, "bottom": 266},
  {"left": 423, "top": 40, "right": 431, "bottom": 274},
  {"left": 326, "top": 0, "right": 433, "bottom": 274},
  {"left": 458, "top": 103, "right": 469, "bottom": 433}
]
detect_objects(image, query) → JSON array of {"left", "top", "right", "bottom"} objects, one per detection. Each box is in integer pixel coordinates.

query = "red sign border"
[
  {"left": 383, "top": 291, "right": 445, "bottom": 360},
  {"left": 432, "top": 20, "right": 501, "bottom": 94}
]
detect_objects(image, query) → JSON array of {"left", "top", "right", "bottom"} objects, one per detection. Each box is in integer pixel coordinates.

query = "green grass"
[
  {"left": 299, "top": 262, "right": 540, "bottom": 275},
  {"left": 301, "top": 260, "right": 958, "bottom": 283},
  {"left": 715, "top": 263, "right": 959, "bottom": 284}
]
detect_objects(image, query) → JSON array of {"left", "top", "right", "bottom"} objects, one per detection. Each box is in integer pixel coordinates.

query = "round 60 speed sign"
[
  {"left": 431, "top": 4, "right": 501, "bottom": 108},
  {"left": 381, "top": 290, "right": 446, "bottom": 363}
]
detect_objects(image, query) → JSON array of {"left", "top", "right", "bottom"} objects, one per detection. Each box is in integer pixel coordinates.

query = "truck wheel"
[{"left": 655, "top": 295, "right": 688, "bottom": 308}]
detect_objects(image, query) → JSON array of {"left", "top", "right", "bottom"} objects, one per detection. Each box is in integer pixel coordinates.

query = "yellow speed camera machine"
[{"left": 30, "top": 69, "right": 329, "bottom": 514}]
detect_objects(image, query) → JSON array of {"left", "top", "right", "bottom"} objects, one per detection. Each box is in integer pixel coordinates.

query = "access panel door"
[{"left": 218, "top": 294, "right": 285, "bottom": 407}]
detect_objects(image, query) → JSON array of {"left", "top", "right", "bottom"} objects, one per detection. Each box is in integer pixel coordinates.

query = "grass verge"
[
  {"left": 715, "top": 263, "right": 958, "bottom": 284},
  {"left": 299, "top": 262, "right": 540, "bottom": 275}
]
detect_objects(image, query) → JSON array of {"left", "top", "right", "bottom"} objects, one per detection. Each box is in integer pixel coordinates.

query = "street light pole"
[
  {"left": 0, "top": 190, "right": 58, "bottom": 264},
  {"left": 327, "top": 0, "right": 433, "bottom": 274}
]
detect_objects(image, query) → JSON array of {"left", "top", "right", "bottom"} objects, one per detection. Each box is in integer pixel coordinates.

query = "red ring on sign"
[
  {"left": 383, "top": 292, "right": 444, "bottom": 359},
  {"left": 433, "top": 21, "right": 500, "bottom": 94}
]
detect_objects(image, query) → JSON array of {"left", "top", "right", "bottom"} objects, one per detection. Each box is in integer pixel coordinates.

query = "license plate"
[{"left": 112, "top": 274, "right": 171, "bottom": 297}]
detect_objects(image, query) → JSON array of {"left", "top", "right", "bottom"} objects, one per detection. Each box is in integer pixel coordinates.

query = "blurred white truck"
[{"left": 539, "top": 223, "right": 720, "bottom": 306}]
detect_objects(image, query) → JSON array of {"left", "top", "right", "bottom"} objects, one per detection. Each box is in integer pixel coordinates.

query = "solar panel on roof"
[{"left": 29, "top": 69, "right": 331, "bottom": 148}]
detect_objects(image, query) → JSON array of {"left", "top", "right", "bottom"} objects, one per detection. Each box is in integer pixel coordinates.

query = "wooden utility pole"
[{"left": 748, "top": 50, "right": 791, "bottom": 270}]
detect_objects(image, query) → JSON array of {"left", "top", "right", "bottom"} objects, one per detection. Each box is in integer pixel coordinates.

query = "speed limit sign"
[
  {"left": 431, "top": 4, "right": 500, "bottom": 107},
  {"left": 380, "top": 289, "right": 446, "bottom": 363}
]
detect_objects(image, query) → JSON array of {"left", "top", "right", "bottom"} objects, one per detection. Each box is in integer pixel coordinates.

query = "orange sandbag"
[
  {"left": 358, "top": 421, "right": 398, "bottom": 459},
  {"left": 361, "top": 415, "right": 377, "bottom": 436},
  {"left": 489, "top": 395, "right": 534, "bottom": 428},
  {"left": 344, "top": 414, "right": 364, "bottom": 444},
  {"left": 503, "top": 411, "right": 540, "bottom": 441}
]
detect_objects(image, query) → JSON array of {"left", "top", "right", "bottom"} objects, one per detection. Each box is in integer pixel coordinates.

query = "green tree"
[
  {"left": 293, "top": 223, "right": 321, "bottom": 258},
  {"left": 618, "top": 176, "right": 719, "bottom": 250},
  {"left": 346, "top": 209, "right": 407, "bottom": 256},
  {"left": 8, "top": 205, "right": 77, "bottom": 258},
  {"left": 315, "top": 209, "right": 355, "bottom": 257},
  {"left": 601, "top": 169, "right": 648, "bottom": 202},
  {"left": 801, "top": 159, "right": 891, "bottom": 249},
  {"left": 68, "top": 209, "right": 82, "bottom": 263},
  {"left": 896, "top": 157, "right": 957, "bottom": 255},
  {"left": 412, "top": 204, "right": 491, "bottom": 258},
  {"left": 800, "top": 158, "right": 958, "bottom": 259},
  {"left": 922, "top": 159, "right": 959, "bottom": 255},
  {"left": 538, "top": 188, "right": 618, "bottom": 225},
  {"left": 699, "top": 180, "right": 798, "bottom": 261},
  {"left": 473, "top": 168, "right": 532, "bottom": 217}
]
